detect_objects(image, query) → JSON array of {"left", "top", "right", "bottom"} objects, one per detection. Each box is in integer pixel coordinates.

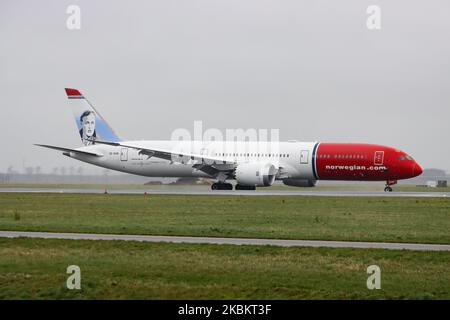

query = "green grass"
[
  {"left": 1, "top": 193, "right": 449, "bottom": 300},
  {"left": 0, "top": 238, "right": 449, "bottom": 299},
  {"left": 0, "top": 193, "right": 449, "bottom": 244}
]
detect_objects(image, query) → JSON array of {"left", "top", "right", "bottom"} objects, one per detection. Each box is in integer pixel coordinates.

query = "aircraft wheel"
[
  {"left": 384, "top": 186, "right": 393, "bottom": 192},
  {"left": 212, "top": 183, "right": 233, "bottom": 190},
  {"left": 235, "top": 184, "right": 256, "bottom": 191}
]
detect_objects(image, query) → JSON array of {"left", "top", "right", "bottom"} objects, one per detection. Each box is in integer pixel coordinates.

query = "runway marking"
[
  {"left": 0, "top": 188, "right": 449, "bottom": 198},
  {"left": 1, "top": 231, "right": 450, "bottom": 251}
]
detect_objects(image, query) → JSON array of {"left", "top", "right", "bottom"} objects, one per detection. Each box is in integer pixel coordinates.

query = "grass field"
[
  {"left": 0, "top": 193, "right": 449, "bottom": 244},
  {"left": 1, "top": 193, "right": 449, "bottom": 300},
  {"left": 1, "top": 238, "right": 449, "bottom": 299}
]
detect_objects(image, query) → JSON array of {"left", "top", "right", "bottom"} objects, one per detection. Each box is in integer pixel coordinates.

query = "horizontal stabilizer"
[{"left": 34, "top": 144, "right": 103, "bottom": 157}]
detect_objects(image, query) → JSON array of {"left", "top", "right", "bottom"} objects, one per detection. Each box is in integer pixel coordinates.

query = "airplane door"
[
  {"left": 120, "top": 148, "right": 128, "bottom": 161},
  {"left": 374, "top": 151, "right": 384, "bottom": 165},
  {"left": 300, "top": 150, "right": 309, "bottom": 164}
]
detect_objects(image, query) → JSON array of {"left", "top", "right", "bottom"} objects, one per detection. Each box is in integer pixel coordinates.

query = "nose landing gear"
[{"left": 384, "top": 179, "right": 397, "bottom": 192}]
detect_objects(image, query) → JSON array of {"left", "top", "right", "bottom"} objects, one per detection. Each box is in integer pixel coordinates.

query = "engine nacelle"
[
  {"left": 235, "top": 163, "right": 277, "bottom": 187},
  {"left": 282, "top": 179, "right": 317, "bottom": 187}
]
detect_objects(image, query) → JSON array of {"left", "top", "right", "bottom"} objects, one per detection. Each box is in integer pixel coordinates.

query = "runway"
[
  {"left": 0, "top": 188, "right": 449, "bottom": 197},
  {"left": 1, "top": 231, "right": 450, "bottom": 251}
]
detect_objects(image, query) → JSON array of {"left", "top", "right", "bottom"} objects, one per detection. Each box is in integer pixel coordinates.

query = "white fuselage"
[{"left": 69, "top": 140, "right": 317, "bottom": 181}]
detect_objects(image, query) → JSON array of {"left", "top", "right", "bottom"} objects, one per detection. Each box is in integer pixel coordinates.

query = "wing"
[
  {"left": 34, "top": 144, "right": 103, "bottom": 157},
  {"left": 92, "top": 140, "right": 236, "bottom": 177}
]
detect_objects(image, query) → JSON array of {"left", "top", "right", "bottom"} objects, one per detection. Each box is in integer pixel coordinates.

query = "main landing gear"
[
  {"left": 210, "top": 183, "right": 256, "bottom": 190},
  {"left": 235, "top": 184, "right": 256, "bottom": 191},
  {"left": 384, "top": 179, "right": 397, "bottom": 192},
  {"left": 211, "top": 182, "right": 233, "bottom": 190}
]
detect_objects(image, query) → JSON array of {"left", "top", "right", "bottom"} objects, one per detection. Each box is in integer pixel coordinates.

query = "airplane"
[{"left": 36, "top": 88, "right": 423, "bottom": 192}]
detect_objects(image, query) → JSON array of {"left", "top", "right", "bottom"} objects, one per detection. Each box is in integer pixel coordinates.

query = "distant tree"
[
  {"left": 422, "top": 168, "right": 446, "bottom": 177},
  {"left": 103, "top": 169, "right": 109, "bottom": 184},
  {"left": 52, "top": 167, "right": 59, "bottom": 175},
  {"left": 33, "top": 166, "right": 42, "bottom": 182},
  {"left": 7, "top": 166, "right": 14, "bottom": 174},
  {"left": 60, "top": 167, "right": 66, "bottom": 175},
  {"left": 25, "top": 167, "right": 34, "bottom": 175},
  {"left": 2, "top": 173, "right": 9, "bottom": 183},
  {"left": 69, "top": 166, "right": 75, "bottom": 175},
  {"left": 77, "top": 166, "right": 84, "bottom": 182}
]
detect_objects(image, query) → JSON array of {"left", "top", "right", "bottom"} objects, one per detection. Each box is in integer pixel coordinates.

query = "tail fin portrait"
[{"left": 65, "top": 88, "right": 121, "bottom": 146}]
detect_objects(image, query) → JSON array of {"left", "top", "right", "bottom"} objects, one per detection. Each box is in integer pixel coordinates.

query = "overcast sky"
[{"left": 1, "top": 0, "right": 449, "bottom": 173}]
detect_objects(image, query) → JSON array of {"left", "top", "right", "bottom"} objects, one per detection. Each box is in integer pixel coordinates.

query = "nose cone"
[{"left": 412, "top": 162, "right": 423, "bottom": 177}]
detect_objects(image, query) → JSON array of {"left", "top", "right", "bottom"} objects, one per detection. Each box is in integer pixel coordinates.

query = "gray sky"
[{"left": 1, "top": 0, "right": 449, "bottom": 173}]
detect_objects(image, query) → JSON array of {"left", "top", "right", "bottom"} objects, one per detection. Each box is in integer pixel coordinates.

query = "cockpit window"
[{"left": 399, "top": 156, "right": 405, "bottom": 160}]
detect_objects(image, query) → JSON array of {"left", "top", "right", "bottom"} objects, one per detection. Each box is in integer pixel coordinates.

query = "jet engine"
[
  {"left": 282, "top": 179, "right": 317, "bottom": 187},
  {"left": 235, "top": 163, "right": 278, "bottom": 187}
]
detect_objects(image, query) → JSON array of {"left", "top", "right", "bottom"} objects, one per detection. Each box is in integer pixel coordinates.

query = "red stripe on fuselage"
[{"left": 316, "top": 143, "right": 419, "bottom": 181}]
